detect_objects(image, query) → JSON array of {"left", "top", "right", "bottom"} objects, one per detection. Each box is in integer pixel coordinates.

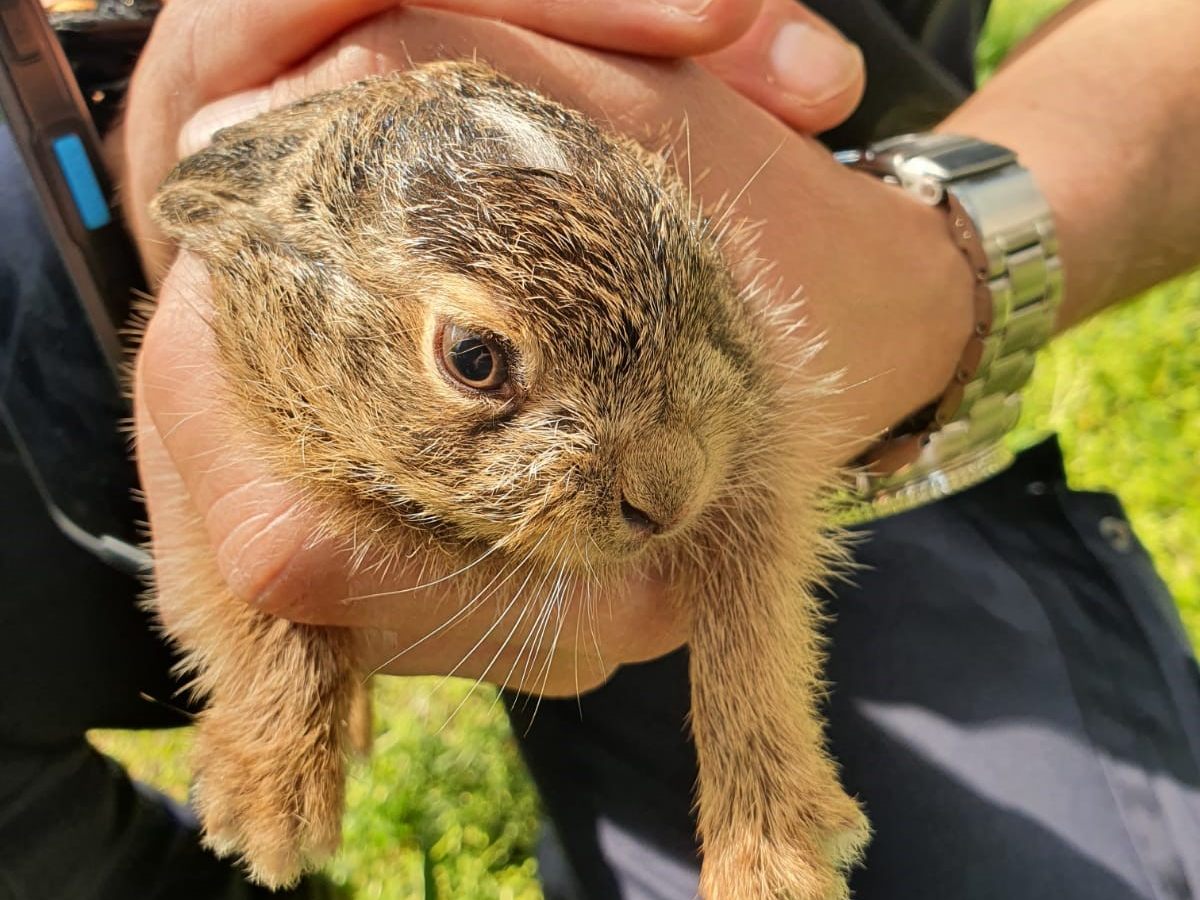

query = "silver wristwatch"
[{"left": 833, "top": 132, "right": 1064, "bottom": 524}]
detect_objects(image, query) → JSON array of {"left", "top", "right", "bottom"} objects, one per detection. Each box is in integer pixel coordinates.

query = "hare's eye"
[{"left": 439, "top": 323, "right": 510, "bottom": 392}]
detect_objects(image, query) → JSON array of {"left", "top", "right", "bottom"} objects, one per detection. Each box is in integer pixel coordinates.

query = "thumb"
[{"left": 698, "top": 0, "right": 865, "bottom": 134}]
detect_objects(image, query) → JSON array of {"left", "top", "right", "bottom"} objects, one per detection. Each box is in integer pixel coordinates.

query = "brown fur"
[{"left": 149, "top": 61, "right": 869, "bottom": 898}]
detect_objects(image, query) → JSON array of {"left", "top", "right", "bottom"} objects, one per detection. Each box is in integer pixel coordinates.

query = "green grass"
[
  {"left": 975, "top": 0, "right": 1071, "bottom": 81},
  {"left": 1013, "top": 273, "right": 1200, "bottom": 638},
  {"left": 92, "top": 1, "right": 1199, "bottom": 896},
  {"left": 93, "top": 679, "right": 543, "bottom": 899},
  {"left": 325, "top": 680, "right": 540, "bottom": 899}
]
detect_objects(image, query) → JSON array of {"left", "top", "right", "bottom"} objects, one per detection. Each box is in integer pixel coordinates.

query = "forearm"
[{"left": 939, "top": 0, "right": 1200, "bottom": 329}]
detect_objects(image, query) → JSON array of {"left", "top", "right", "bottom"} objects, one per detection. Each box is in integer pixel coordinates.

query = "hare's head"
[{"left": 152, "top": 62, "right": 770, "bottom": 572}]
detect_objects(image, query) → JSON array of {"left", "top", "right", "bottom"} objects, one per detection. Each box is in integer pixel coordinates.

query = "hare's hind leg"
[
  {"left": 189, "top": 609, "right": 359, "bottom": 888},
  {"left": 152, "top": 512, "right": 361, "bottom": 888},
  {"left": 687, "top": 503, "right": 869, "bottom": 900}
]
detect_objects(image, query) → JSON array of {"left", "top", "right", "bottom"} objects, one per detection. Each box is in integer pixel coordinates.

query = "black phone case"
[{"left": 0, "top": 0, "right": 148, "bottom": 573}]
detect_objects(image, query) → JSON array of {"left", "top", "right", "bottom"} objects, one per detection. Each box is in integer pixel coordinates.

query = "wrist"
[{"left": 802, "top": 163, "right": 976, "bottom": 460}]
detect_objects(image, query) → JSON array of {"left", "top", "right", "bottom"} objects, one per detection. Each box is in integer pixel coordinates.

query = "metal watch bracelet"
[{"left": 831, "top": 133, "right": 1064, "bottom": 525}]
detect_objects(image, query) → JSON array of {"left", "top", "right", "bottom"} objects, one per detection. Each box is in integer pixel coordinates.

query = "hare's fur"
[{"left": 150, "top": 62, "right": 868, "bottom": 898}]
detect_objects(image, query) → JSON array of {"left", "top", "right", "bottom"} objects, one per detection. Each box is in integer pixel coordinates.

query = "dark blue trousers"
[{"left": 509, "top": 439, "right": 1200, "bottom": 900}]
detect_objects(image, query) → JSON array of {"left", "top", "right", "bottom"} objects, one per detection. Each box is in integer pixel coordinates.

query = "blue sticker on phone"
[{"left": 51, "top": 133, "right": 111, "bottom": 230}]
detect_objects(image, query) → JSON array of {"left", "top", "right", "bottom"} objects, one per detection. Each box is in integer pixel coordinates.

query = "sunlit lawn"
[{"left": 92, "top": 1, "right": 1197, "bottom": 896}]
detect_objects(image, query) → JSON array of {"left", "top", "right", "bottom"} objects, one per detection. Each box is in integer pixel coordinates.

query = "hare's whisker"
[
  {"left": 525, "top": 553, "right": 573, "bottom": 706},
  {"left": 514, "top": 553, "right": 568, "bottom": 701},
  {"left": 344, "top": 539, "right": 505, "bottom": 602},
  {"left": 362, "top": 533, "right": 546, "bottom": 680},
  {"left": 491, "top": 548, "right": 566, "bottom": 711},
  {"left": 435, "top": 558, "right": 544, "bottom": 735},
  {"left": 433, "top": 536, "right": 561, "bottom": 698},
  {"left": 527, "top": 568, "right": 574, "bottom": 727}
]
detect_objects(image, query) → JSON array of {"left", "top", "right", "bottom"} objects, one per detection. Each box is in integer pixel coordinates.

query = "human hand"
[
  {"left": 122, "top": 0, "right": 864, "bottom": 282},
  {"left": 130, "top": 7, "right": 970, "bottom": 694}
]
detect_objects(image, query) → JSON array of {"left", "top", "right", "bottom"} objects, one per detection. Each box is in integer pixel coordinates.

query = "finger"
[
  {"left": 125, "top": 0, "right": 402, "bottom": 279},
  {"left": 418, "top": 0, "right": 762, "bottom": 57},
  {"left": 151, "top": 0, "right": 758, "bottom": 105},
  {"left": 169, "top": 0, "right": 766, "bottom": 158},
  {"left": 137, "top": 253, "right": 324, "bottom": 611},
  {"left": 134, "top": 373, "right": 204, "bottom": 636},
  {"left": 142, "top": 0, "right": 399, "bottom": 107},
  {"left": 176, "top": 7, "right": 773, "bottom": 162},
  {"left": 698, "top": 0, "right": 864, "bottom": 134},
  {"left": 138, "top": 0, "right": 763, "bottom": 186},
  {"left": 142, "top": 0, "right": 762, "bottom": 158}
]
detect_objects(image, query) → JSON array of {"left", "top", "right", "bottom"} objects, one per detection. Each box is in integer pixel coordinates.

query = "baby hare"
[{"left": 150, "top": 61, "right": 868, "bottom": 899}]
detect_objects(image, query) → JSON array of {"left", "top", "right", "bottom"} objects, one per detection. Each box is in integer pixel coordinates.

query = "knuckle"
[
  {"left": 698, "top": 0, "right": 763, "bottom": 44},
  {"left": 208, "top": 487, "right": 309, "bottom": 611}
]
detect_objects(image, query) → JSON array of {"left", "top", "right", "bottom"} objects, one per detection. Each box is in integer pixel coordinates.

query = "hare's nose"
[
  {"left": 620, "top": 496, "right": 666, "bottom": 536},
  {"left": 617, "top": 431, "right": 710, "bottom": 539}
]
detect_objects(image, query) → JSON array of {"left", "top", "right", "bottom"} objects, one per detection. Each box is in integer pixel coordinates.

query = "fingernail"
[
  {"left": 178, "top": 88, "right": 272, "bottom": 158},
  {"left": 769, "top": 22, "right": 861, "bottom": 105},
  {"left": 654, "top": 0, "right": 715, "bottom": 16}
]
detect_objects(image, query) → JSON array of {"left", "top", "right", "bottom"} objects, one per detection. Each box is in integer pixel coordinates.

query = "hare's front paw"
[
  {"left": 700, "top": 794, "right": 869, "bottom": 900},
  {"left": 700, "top": 842, "right": 845, "bottom": 900},
  {"left": 192, "top": 708, "right": 345, "bottom": 889},
  {"left": 700, "top": 842, "right": 842, "bottom": 900}
]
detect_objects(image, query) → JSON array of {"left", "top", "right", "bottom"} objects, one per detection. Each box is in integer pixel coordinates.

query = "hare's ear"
[{"left": 150, "top": 98, "right": 335, "bottom": 256}]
